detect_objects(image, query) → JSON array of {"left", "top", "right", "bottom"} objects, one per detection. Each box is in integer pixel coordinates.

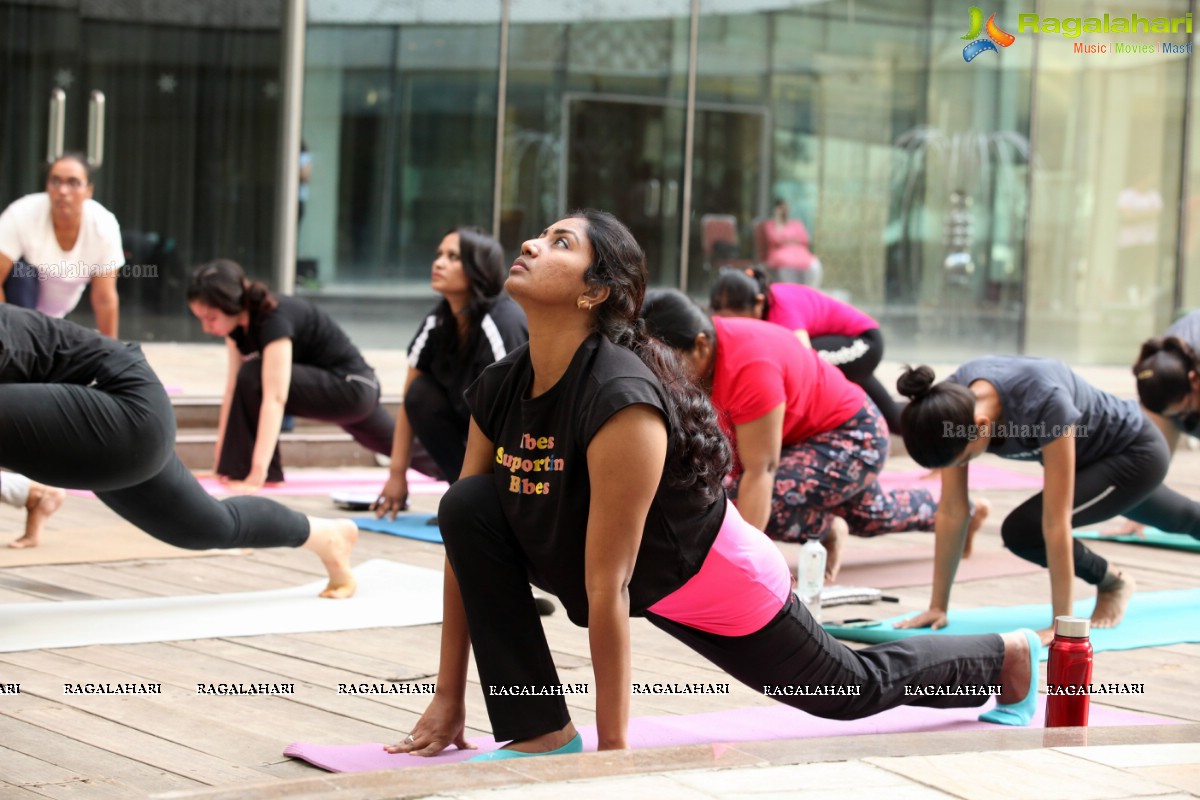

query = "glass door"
[
  {"left": 565, "top": 96, "right": 685, "bottom": 287},
  {"left": 0, "top": 1, "right": 284, "bottom": 342}
]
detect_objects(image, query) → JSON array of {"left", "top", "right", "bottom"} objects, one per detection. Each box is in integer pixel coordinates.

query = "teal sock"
[
  {"left": 467, "top": 732, "right": 583, "bottom": 762},
  {"left": 979, "top": 628, "right": 1041, "bottom": 726}
]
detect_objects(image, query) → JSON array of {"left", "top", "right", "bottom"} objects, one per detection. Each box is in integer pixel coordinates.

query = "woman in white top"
[{"left": 0, "top": 153, "right": 123, "bottom": 337}]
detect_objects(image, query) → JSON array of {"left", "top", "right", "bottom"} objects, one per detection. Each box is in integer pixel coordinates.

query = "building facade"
[{"left": 3, "top": 0, "right": 1196, "bottom": 362}]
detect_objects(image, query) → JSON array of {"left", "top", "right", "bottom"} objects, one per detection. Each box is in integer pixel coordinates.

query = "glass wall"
[
  {"left": 1023, "top": 0, "right": 1188, "bottom": 364},
  {"left": 295, "top": 0, "right": 1192, "bottom": 361},
  {"left": 499, "top": 0, "right": 692, "bottom": 286},
  {"left": 302, "top": 8, "right": 502, "bottom": 290},
  {"left": 689, "top": 0, "right": 1033, "bottom": 359}
]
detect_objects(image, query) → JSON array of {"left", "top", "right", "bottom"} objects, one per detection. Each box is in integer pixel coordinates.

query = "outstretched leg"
[
  {"left": 648, "top": 594, "right": 1009, "bottom": 719},
  {"left": 97, "top": 454, "right": 356, "bottom": 598}
]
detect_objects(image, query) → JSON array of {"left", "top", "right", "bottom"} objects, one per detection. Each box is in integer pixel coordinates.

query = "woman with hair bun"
[
  {"left": 1134, "top": 311, "right": 1200, "bottom": 444},
  {"left": 385, "top": 210, "right": 1047, "bottom": 761},
  {"left": 188, "top": 259, "right": 394, "bottom": 492},
  {"left": 895, "top": 357, "right": 1170, "bottom": 641},
  {"left": 374, "top": 227, "right": 527, "bottom": 519},
  {"left": 1112, "top": 311, "right": 1200, "bottom": 538},
  {"left": 709, "top": 267, "right": 904, "bottom": 433}
]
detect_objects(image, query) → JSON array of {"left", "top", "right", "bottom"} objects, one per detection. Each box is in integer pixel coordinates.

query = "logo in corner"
[{"left": 962, "top": 7, "right": 1015, "bottom": 62}]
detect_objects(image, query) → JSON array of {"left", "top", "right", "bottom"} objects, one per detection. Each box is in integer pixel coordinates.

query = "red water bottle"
[{"left": 1045, "top": 616, "right": 1093, "bottom": 727}]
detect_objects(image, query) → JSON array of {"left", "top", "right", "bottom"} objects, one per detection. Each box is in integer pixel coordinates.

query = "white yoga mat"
[{"left": 0, "top": 559, "right": 443, "bottom": 653}]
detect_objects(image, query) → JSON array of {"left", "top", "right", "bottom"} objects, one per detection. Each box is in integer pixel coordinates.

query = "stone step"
[
  {"left": 169, "top": 396, "right": 400, "bottom": 470},
  {"left": 174, "top": 429, "right": 384, "bottom": 471},
  {"left": 171, "top": 396, "right": 402, "bottom": 429}
]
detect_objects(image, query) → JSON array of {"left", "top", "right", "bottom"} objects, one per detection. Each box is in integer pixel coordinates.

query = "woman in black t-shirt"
[
  {"left": 385, "top": 210, "right": 1042, "bottom": 763},
  {"left": 187, "top": 259, "right": 394, "bottom": 491},
  {"left": 895, "top": 359, "right": 1169, "bottom": 642},
  {"left": 0, "top": 305, "right": 358, "bottom": 597},
  {"left": 374, "top": 227, "right": 527, "bottom": 518}
]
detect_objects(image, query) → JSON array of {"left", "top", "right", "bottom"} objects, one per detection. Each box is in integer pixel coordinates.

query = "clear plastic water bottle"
[{"left": 797, "top": 538, "right": 827, "bottom": 621}]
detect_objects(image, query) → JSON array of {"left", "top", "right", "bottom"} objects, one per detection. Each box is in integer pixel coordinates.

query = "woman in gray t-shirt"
[{"left": 893, "top": 357, "right": 1169, "bottom": 644}]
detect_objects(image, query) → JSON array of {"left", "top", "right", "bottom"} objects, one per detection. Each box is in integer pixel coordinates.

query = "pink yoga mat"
[
  {"left": 284, "top": 700, "right": 1171, "bottom": 773},
  {"left": 877, "top": 465, "right": 1042, "bottom": 495},
  {"left": 67, "top": 469, "right": 450, "bottom": 500}
]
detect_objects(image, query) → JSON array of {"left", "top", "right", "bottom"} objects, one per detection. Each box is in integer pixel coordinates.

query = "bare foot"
[
  {"left": 824, "top": 516, "right": 847, "bottom": 583},
  {"left": 1092, "top": 569, "right": 1136, "bottom": 628},
  {"left": 10, "top": 484, "right": 66, "bottom": 549},
  {"left": 963, "top": 497, "right": 991, "bottom": 559},
  {"left": 996, "top": 630, "right": 1032, "bottom": 705},
  {"left": 1100, "top": 519, "right": 1144, "bottom": 538},
  {"left": 303, "top": 517, "right": 358, "bottom": 598}
]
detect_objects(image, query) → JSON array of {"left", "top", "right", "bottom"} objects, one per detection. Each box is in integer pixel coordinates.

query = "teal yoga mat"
[
  {"left": 1075, "top": 528, "right": 1200, "bottom": 553},
  {"left": 823, "top": 589, "right": 1200, "bottom": 659},
  {"left": 354, "top": 514, "right": 441, "bottom": 543}
]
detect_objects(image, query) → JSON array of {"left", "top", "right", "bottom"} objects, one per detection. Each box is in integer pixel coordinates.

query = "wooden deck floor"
[{"left": 2, "top": 453, "right": 1199, "bottom": 799}]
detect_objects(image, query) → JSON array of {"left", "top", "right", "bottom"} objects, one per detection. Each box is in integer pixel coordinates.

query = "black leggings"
[
  {"left": 1124, "top": 416, "right": 1200, "bottom": 539},
  {"left": 219, "top": 359, "right": 395, "bottom": 483},
  {"left": 0, "top": 359, "right": 309, "bottom": 550},
  {"left": 440, "top": 475, "right": 1005, "bottom": 742},
  {"left": 810, "top": 328, "right": 904, "bottom": 435},
  {"left": 405, "top": 374, "right": 469, "bottom": 483},
  {"left": 1000, "top": 418, "right": 1170, "bottom": 584}
]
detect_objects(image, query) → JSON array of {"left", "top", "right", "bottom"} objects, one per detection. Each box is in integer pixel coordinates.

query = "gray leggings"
[{"left": 0, "top": 359, "right": 308, "bottom": 550}]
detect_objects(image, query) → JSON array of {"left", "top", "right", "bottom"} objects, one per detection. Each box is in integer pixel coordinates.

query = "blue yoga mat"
[
  {"left": 823, "top": 589, "right": 1200, "bottom": 660},
  {"left": 353, "top": 514, "right": 441, "bottom": 543},
  {"left": 1075, "top": 528, "right": 1200, "bottom": 553}
]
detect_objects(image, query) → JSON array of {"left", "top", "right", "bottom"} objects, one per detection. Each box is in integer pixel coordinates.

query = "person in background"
[
  {"left": 187, "top": 259, "right": 394, "bottom": 492},
  {"left": 759, "top": 198, "right": 821, "bottom": 287},
  {"left": 709, "top": 267, "right": 904, "bottom": 435},
  {"left": 1112, "top": 317, "right": 1200, "bottom": 540},
  {"left": 374, "top": 227, "right": 526, "bottom": 519},
  {"left": 0, "top": 153, "right": 122, "bottom": 337}
]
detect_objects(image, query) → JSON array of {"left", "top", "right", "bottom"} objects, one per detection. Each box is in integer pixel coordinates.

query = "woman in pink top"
[
  {"left": 643, "top": 289, "right": 989, "bottom": 579},
  {"left": 710, "top": 267, "right": 904, "bottom": 434},
  {"left": 760, "top": 198, "right": 822, "bottom": 286}
]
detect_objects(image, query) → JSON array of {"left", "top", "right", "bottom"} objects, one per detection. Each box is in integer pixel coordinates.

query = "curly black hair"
[{"left": 571, "top": 209, "right": 731, "bottom": 504}]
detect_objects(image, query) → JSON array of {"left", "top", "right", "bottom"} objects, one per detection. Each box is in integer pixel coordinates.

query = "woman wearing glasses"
[{"left": 0, "top": 153, "right": 123, "bottom": 337}]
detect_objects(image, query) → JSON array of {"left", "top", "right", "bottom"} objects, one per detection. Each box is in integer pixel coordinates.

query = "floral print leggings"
[{"left": 732, "top": 398, "right": 937, "bottom": 543}]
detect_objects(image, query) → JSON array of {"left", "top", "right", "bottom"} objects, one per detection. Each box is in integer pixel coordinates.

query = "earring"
[{"left": 577, "top": 298, "right": 591, "bottom": 310}]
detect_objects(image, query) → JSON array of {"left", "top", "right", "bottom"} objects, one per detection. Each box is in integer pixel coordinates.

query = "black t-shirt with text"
[{"left": 466, "top": 334, "right": 725, "bottom": 627}]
